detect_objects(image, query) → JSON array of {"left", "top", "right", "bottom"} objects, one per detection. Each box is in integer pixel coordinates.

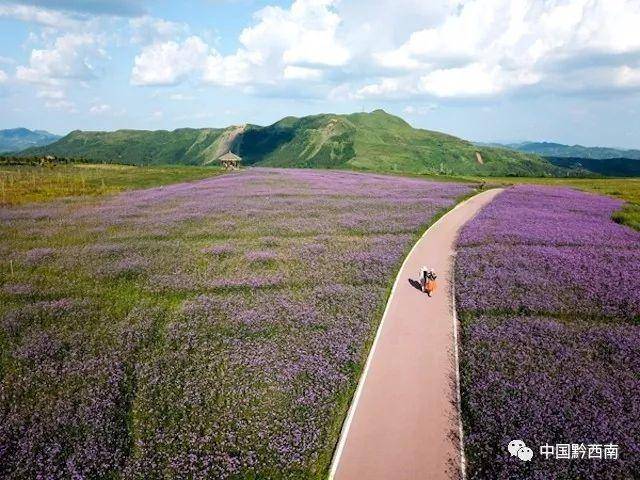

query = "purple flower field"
[
  {"left": 455, "top": 185, "right": 640, "bottom": 479},
  {"left": 0, "top": 168, "right": 470, "bottom": 479}
]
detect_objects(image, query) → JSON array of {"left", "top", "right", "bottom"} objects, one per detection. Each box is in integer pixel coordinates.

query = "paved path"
[{"left": 330, "top": 189, "right": 503, "bottom": 480}]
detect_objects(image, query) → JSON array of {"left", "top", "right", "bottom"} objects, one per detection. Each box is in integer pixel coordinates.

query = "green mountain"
[
  {"left": 21, "top": 110, "right": 563, "bottom": 176},
  {"left": 497, "top": 141, "right": 640, "bottom": 160},
  {"left": 0, "top": 128, "right": 61, "bottom": 153},
  {"left": 233, "top": 110, "right": 561, "bottom": 176}
]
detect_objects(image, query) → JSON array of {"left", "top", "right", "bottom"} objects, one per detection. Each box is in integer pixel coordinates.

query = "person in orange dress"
[{"left": 419, "top": 266, "right": 438, "bottom": 296}]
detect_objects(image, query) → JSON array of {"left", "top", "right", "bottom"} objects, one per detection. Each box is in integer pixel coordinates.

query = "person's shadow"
[{"left": 408, "top": 278, "right": 423, "bottom": 291}]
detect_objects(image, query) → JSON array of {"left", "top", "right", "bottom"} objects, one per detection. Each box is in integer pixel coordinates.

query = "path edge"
[
  {"left": 451, "top": 278, "right": 467, "bottom": 480},
  {"left": 327, "top": 189, "right": 496, "bottom": 480}
]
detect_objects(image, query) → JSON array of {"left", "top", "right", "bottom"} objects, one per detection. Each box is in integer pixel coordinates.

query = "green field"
[{"left": 0, "top": 164, "right": 222, "bottom": 206}]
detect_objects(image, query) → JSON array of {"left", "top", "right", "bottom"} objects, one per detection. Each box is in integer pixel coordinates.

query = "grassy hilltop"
[
  {"left": 236, "top": 110, "right": 560, "bottom": 176},
  {"left": 21, "top": 110, "right": 563, "bottom": 177}
]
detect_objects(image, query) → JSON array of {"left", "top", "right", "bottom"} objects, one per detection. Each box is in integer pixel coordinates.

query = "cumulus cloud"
[
  {"left": 283, "top": 66, "right": 323, "bottom": 81},
  {"left": 0, "top": 69, "right": 7, "bottom": 82},
  {"left": 354, "top": 78, "right": 404, "bottom": 99},
  {"left": 16, "top": 33, "right": 106, "bottom": 84},
  {"left": 125, "top": 0, "right": 640, "bottom": 101},
  {"left": 205, "top": 0, "right": 348, "bottom": 86},
  {"left": 131, "top": 36, "right": 209, "bottom": 86},
  {"left": 362, "top": 0, "right": 640, "bottom": 99},
  {"left": 131, "top": 0, "right": 349, "bottom": 89},
  {"left": 6, "top": 0, "right": 640, "bottom": 110}
]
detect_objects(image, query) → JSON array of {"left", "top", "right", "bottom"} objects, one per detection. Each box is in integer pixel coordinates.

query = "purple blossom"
[
  {"left": 1, "top": 168, "right": 471, "bottom": 478},
  {"left": 456, "top": 185, "right": 640, "bottom": 479},
  {"left": 201, "top": 244, "right": 234, "bottom": 256},
  {"left": 244, "top": 250, "right": 278, "bottom": 263},
  {"left": 2, "top": 283, "right": 35, "bottom": 296},
  {"left": 21, "top": 247, "right": 56, "bottom": 266}
]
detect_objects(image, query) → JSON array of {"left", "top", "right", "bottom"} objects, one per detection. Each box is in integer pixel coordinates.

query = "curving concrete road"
[{"left": 330, "top": 188, "right": 503, "bottom": 480}]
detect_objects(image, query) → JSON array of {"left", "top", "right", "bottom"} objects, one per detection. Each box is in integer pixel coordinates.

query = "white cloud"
[
  {"left": 0, "top": 69, "right": 7, "bottom": 83},
  {"left": 236, "top": 0, "right": 349, "bottom": 68},
  {"left": 203, "top": 50, "right": 253, "bottom": 87},
  {"left": 124, "top": 0, "right": 640, "bottom": 101},
  {"left": 354, "top": 78, "right": 404, "bottom": 99},
  {"left": 15, "top": 0, "right": 145, "bottom": 17},
  {"left": 418, "top": 63, "right": 541, "bottom": 98},
  {"left": 283, "top": 66, "right": 323, "bottom": 81},
  {"left": 7, "top": 0, "right": 639, "bottom": 107},
  {"left": 44, "top": 99, "right": 76, "bottom": 112},
  {"left": 615, "top": 66, "right": 640, "bottom": 88},
  {"left": 132, "top": 0, "right": 350, "bottom": 89},
  {"left": 16, "top": 33, "right": 106, "bottom": 84},
  {"left": 89, "top": 103, "right": 111, "bottom": 114},
  {"left": 36, "top": 88, "right": 65, "bottom": 99},
  {"left": 0, "top": 4, "right": 80, "bottom": 29},
  {"left": 168, "top": 93, "right": 195, "bottom": 101},
  {"left": 403, "top": 104, "right": 438, "bottom": 115},
  {"left": 131, "top": 36, "right": 209, "bottom": 86},
  {"left": 362, "top": 0, "right": 640, "bottom": 99},
  {"left": 129, "top": 16, "right": 189, "bottom": 44}
]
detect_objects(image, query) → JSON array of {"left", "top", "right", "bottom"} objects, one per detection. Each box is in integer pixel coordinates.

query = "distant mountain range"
[
  {"left": 477, "top": 141, "right": 640, "bottom": 161},
  {"left": 18, "top": 110, "right": 563, "bottom": 177},
  {"left": 474, "top": 141, "right": 640, "bottom": 177},
  {"left": 543, "top": 156, "right": 640, "bottom": 177},
  {"left": 0, "top": 128, "right": 61, "bottom": 153}
]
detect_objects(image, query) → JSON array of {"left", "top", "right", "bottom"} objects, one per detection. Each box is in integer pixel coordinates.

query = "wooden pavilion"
[{"left": 218, "top": 151, "right": 242, "bottom": 170}]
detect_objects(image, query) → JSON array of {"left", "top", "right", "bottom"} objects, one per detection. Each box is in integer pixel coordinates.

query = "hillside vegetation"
[
  {"left": 234, "top": 110, "right": 560, "bottom": 176},
  {"left": 21, "top": 128, "right": 235, "bottom": 166},
  {"left": 22, "top": 110, "right": 563, "bottom": 177}
]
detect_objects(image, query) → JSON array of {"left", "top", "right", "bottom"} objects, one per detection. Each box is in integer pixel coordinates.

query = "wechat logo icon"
[{"left": 508, "top": 439, "right": 533, "bottom": 462}]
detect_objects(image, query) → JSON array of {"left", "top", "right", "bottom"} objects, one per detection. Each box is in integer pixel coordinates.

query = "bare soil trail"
[{"left": 330, "top": 188, "right": 503, "bottom": 480}]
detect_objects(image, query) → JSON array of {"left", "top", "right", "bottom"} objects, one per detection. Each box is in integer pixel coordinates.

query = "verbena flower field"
[
  {"left": 456, "top": 185, "right": 640, "bottom": 479},
  {"left": 0, "top": 168, "right": 470, "bottom": 479}
]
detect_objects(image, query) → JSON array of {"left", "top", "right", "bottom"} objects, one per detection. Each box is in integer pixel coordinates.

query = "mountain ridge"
[
  {"left": 18, "top": 110, "right": 564, "bottom": 177},
  {"left": 478, "top": 140, "right": 640, "bottom": 160}
]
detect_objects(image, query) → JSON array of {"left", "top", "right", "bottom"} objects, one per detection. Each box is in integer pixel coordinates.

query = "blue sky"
[{"left": 0, "top": 0, "right": 639, "bottom": 148}]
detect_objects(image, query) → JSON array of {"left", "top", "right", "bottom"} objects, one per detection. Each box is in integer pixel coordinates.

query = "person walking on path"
[{"left": 419, "top": 266, "right": 437, "bottom": 296}]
